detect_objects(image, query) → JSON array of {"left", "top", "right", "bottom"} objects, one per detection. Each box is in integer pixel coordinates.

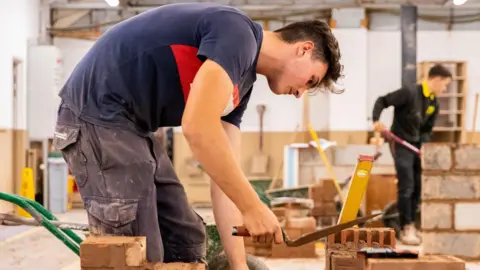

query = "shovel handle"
[{"left": 232, "top": 226, "right": 250, "bottom": 237}]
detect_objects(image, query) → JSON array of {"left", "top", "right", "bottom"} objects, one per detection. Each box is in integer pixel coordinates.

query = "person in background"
[{"left": 371, "top": 64, "right": 452, "bottom": 245}]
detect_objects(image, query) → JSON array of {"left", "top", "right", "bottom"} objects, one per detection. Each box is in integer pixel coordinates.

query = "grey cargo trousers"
[{"left": 53, "top": 105, "right": 206, "bottom": 263}]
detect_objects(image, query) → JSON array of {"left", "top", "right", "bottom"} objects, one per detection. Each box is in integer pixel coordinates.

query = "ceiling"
[
  {"left": 46, "top": 0, "right": 480, "bottom": 39},
  {"left": 48, "top": 0, "right": 480, "bottom": 10}
]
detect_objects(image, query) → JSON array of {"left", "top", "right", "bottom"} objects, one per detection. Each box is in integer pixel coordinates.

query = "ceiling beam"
[{"left": 49, "top": 1, "right": 480, "bottom": 10}]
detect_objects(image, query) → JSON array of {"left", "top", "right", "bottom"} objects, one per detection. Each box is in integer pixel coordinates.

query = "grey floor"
[{"left": 0, "top": 208, "right": 479, "bottom": 270}]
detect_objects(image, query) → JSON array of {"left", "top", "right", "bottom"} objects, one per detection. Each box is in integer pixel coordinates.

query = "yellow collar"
[{"left": 422, "top": 80, "right": 434, "bottom": 100}]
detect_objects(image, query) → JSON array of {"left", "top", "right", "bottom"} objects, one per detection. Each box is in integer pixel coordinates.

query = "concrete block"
[
  {"left": 333, "top": 144, "right": 394, "bottom": 166},
  {"left": 80, "top": 236, "right": 146, "bottom": 268},
  {"left": 421, "top": 203, "right": 452, "bottom": 230},
  {"left": 421, "top": 144, "right": 452, "bottom": 171},
  {"left": 422, "top": 175, "right": 480, "bottom": 200},
  {"left": 454, "top": 144, "right": 480, "bottom": 170},
  {"left": 455, "top": 203, "right": 480, "bottom": 230},
  {"left": 423, "top": 232, "right": 480, "bottom": 259}
]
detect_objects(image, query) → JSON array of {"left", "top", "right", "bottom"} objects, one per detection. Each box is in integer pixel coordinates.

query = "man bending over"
[{"left": 53, "top": 3, "right": 343, "bottom": 269}]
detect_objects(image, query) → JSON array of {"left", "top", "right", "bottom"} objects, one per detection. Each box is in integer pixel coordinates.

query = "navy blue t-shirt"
[{"left": 59, "top": 3, "right": 263, "bottom": 135}]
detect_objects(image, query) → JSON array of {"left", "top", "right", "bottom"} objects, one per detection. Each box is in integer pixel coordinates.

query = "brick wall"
[{"left": 422, "top": 143, "right": 480, "bottom": 260}]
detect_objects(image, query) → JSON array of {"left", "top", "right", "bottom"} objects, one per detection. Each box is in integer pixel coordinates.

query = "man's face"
[
  {"left": 267, "top": 41, "right": 329, "bottom": 98},
  {"left": 430, "top": 76, "right": 452, "bottom": 95}
]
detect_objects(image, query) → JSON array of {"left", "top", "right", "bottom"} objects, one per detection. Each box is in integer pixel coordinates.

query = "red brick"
[
  {"left": 309, "top": 180, "right": 338, "bottom": 203},
  {"left": 365, "top": 255, "right": 465, "bottom": 270},
  {"left": 311, "top": 203, "right": 338, "bottom": 216},
  {"left": 80, "top": 236, "right": 146, "bottom": 268},
  {"left": 270, "top": 242, "right": 316, "bottom": 258},
  {"left": 331, "top": 255, "right": 364, "bottom": 270},
  {"left": 285, "top": 217, "right": 316, "bottom": 230},
  {"left": 326, "top": 228, "right": 396, "bottom": 270},
  {"left": 327, "top": 228, "right": 396, "bottom": 249},
  {"left": 271, "top": 207, "right": 310, "bottom": 219}
]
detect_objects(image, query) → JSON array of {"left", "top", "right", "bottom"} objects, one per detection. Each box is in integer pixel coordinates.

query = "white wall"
[
  {"left": 52, "top": 29, "right": 480, "bottom": 133},
  {"left": 0, "top": 0, "right": 40, "bottom": 130}
]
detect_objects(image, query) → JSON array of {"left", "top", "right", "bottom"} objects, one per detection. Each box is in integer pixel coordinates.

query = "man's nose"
[{"left": 296, "top": 88, "right": 307, "bottom": 98}]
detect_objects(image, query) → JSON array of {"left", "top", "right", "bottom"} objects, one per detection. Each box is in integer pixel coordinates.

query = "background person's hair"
[
  {"left": 274, "top": 20, "right": 344, "bottom": 94},
  {"left": 428, "top": 64, "right": 453, "bottom": 79}
]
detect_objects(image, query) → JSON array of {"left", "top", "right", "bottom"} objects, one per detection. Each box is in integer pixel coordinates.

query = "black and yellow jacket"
[{"left": 372, "top": 82, "right": 439, "bottom": 143}]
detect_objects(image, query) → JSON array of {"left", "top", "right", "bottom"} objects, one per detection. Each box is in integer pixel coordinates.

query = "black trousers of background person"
[{"left": 389, "top": 140, "right": 422, "bottom": 228}]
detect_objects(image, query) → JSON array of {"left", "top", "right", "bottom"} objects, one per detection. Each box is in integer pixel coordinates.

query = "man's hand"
[
  {"left": 373, "top": 121, "right": 386, "bottom": 132},
  {"left": 242, "top": 202, "right": 284, "bottom": 244}
]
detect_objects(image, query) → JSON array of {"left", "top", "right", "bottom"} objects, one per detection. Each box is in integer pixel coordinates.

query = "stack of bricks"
[
  {"left": 244, "top": 199, "right": 317, "bottom": 258},
  {"left": 270, "top": 216, "right": 317, "bottom": 258},
  {"left": 325, "top": 227, "right": 396, "bottom": 270},
  {"left": 80, "top": 236, "right": 205, "bottom": 270},
  {"left": 309, "top": 179, "right": 339, "bottom": 227},
  {"left": 421, "top": 143, "right": 480, "bottom": 260}
]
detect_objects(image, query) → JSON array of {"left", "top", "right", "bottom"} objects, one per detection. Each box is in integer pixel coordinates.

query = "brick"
[
  {"left": 454, "top": 144, "right": 480, "bottom": 170},
  {"left": 331, "top": 255, "right": 364, "bottom": 270},
  {"left": 311, "top": 202, "right": 338, "bottom": 216},
  {"left": 271, "top": 207, "right": 310, "bottom": 219},
  {"left": 422, "top": 175, "right": 480, "bottom": 200},
  {"left": 365, "top": 255, "right": 465, "bottom": 270},
  {"left": 81, "top": 263, "right": 206, "bottom": 270},
  {"left": 327, "top": 228, "right": 396, "bottom": 248},
  {"left": 309, "top": 180, "right": 338, "bottom": 203},
  {"left": 455, "top": 203, "right": 480, "bottom": 230},
  {"left": 285, "top": 217, "right": 316, "bottom": 229},
  {"left": 80, "top": 236, "right": 146, "bottom": 268},
  {"left": 421, "top": 144, "right": 452, "bottom": 171},
  {"left": 153, "top": 263, "right": 206, "bottom": 269},
  {"left": 423, "top": 232, "right": 480, "bottom": 258},
  {"left": 326, "top": 228, "right": 396, "bottom": 270},
  {"left": 421, "top": 203, "right": 452, "bottom": 230},
  {"left": 271, "top": 241, "right": 316, "bottom": 258}
]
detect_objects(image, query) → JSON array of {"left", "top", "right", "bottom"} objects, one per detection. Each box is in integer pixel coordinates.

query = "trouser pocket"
[
  {"left": 53, "top": 124, "right": 88, "bottom": 188},
  {"left": 84, "top": 196, "right": 139, "bottom": 236}
]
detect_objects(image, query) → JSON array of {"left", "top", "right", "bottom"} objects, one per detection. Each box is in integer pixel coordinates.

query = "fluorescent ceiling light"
[
  {"left": 453, "top": 0, "right": 468, "bottom": 5},
  {"left": 105, "top": 0, "right": 119, "bottom": 7}
]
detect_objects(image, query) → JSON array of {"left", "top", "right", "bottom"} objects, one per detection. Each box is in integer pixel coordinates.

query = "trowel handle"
[{"left": 232, "top": 226, "right": 250, "bottom": 237}]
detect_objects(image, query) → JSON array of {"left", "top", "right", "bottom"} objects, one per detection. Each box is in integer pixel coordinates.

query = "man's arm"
[
  {"left": 372, "top": 87, "right": 411, "bottom": 122},
  {"left": 210, "top": 120, "right": 247, "bottom": 266},
  {"left": 183, "top": 59, "right": 260, "bottom": 214}
]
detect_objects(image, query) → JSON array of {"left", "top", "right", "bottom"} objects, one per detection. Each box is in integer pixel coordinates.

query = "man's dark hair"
[
  {"left": 428, "top": 64, "right": 452, "bottom": 79},
  {"left": 274, "top": 20, "right": 343, "bottom": 94}
]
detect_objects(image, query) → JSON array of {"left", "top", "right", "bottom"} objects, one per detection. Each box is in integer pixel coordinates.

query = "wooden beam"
[{"left": 53, "top": 30, "right": 102, "bottom": 40}]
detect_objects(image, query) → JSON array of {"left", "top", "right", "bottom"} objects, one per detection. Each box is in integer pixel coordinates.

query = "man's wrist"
[{"left": 236, "top": 186, "right": 263, "bottom": 214}]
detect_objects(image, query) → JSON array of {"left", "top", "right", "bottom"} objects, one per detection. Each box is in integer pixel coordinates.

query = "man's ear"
[{"left": 301, "top": 41, "right": 314, "bottom": 55}]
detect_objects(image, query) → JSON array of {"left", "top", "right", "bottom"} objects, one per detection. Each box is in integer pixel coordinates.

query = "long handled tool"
[
  {"left": 250, "top": 104, "right": 269, "bottom": 175},
  {"left": 232, "top": 213, "right": 382, "bottom": 247},
  {"left": 307, "top": 123, "right": 344, "bottom": 203},
  {"left": 381, "top": 130, "right": 421, "bottom": 156}
]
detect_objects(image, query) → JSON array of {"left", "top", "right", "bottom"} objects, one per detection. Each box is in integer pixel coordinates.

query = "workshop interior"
[{"left": 0, "top": 0, "right": 479, "bottom": 269}]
